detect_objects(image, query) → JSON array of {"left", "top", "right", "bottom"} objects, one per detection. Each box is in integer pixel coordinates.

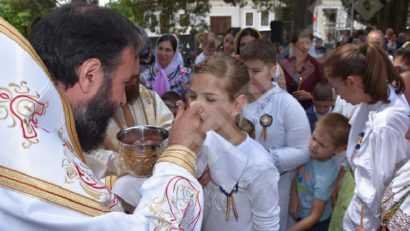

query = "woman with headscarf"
[{"left": 140, "top": 34, "right": 191, "bottom": 98}]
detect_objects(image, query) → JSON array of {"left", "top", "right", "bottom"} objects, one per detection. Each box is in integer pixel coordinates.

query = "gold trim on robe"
[{"left": 0, "top": 166, "right": 111, "bottom": 217}]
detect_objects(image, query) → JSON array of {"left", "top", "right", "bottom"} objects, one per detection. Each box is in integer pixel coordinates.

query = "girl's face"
[
  {"left": 223, "top": 34, "right": 235, "bottom": 54},
  {"left": 156, "top": 40, "right": 175, "bottom": 68},
  {"left": 189, "top": 73, "right": 240, "bottom": 133},
  {"left": 327, "top": 76, "right": 368, "bottom": 105}
]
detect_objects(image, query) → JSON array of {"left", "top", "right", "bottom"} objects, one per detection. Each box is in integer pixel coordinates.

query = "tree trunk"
[
  {"left": 290, "top": 0, "right": 316, "bottom": 35},
  {"left": 376, "top": 0, "right": 409, "bottom": 33}
]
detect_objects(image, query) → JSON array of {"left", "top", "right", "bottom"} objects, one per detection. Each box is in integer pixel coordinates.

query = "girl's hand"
[{"left": 355, "top": 226, "right": 366, "bottom": 231}]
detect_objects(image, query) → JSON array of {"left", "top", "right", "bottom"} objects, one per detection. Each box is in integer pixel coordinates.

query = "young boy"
[
  {"left": 240, "top": 39, "right": 311, "bottom": 230},
  {"left": 161, "top": 91, "right": 182, "bottom": 117},
  {"left": 305, "top": 82, "right": 334, "bottom": 132},
  {"left": 288, "top": 113, "right": 350, "bottom": 231}
]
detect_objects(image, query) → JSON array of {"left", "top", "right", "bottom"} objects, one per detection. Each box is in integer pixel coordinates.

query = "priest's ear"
[{"left": 77, "top": 58, "right": 103, "bottom": 94}]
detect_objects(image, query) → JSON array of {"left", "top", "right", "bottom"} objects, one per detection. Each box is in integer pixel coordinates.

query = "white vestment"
[
  {"left": 197, "top": 131, "right": 280, "bottom": 231},
  {"left": 243, "top": 86, "right": 311, "bottom": 230},
  {"left": 0, "top": 18, "right": 203, "bottom": 231},
  {"left": 343, "top": 85, "right": 410, "bottom": 230}
]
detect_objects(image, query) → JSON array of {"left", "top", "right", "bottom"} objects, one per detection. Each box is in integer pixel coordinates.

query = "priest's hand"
[{"left": 168, "top": 101, "right": 205, "bottom": 153}]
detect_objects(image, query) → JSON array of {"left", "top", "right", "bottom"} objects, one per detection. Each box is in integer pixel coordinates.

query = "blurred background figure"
[
  {"left": 234, "top": 27, "right": 287, "bottom": 90},
  {"left": 280, "top": 29, "right": 325, "bottom": 109},
  {"left": 140, "top": 34, "right": 191, "bottom": 99},
  {"left": 221, "top": 27, "right": 239, "bottom": 56},
  {"left": 135, "top": 26, "right": 155, "bottom": 74},
  {"left": 161, "top": 91, "right": 182, "bottom": 117},
  {"left": 195, "top": 32, "right": 218, "bottom": 64}
]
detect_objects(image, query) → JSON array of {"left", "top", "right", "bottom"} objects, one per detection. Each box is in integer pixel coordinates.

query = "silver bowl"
[{"left": 117, "top": 125, "right": 168, "bottom": 177}]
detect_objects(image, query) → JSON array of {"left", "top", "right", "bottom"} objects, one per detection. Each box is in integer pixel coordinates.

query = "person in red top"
[{"left": 280, "top": 29, "right": 325, "bottom": 109}]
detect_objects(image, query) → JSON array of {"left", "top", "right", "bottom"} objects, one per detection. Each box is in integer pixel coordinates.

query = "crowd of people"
[{"left": 0, "top": 2, "right": 410, "bottom": 231}]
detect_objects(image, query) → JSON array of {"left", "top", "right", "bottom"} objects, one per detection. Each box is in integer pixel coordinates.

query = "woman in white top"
[
  {"left": 324, "top": 43, "right": 410, "bottom": 230},
  {"left": 190, "top": 55, "right": 280, "bottom": 230}
]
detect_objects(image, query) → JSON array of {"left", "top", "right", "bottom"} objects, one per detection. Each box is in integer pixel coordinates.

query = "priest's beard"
[{"left": 73, "top": 79, "right": 116, "bottom": 152}]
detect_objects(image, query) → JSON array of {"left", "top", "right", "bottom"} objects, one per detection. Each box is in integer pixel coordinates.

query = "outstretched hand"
[{"left": 168, "top": 101, "right": 205, "bottom": 153}]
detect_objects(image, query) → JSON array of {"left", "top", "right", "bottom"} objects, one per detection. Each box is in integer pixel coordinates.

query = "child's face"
[
  {"left": 309, "top": 126, "right": 340, "bottom": 161},
  {"left": 223, "top": 34, "right": 235, "bottom": 54},
  {"left": 164, "top": 100, "right": 178, "bottom": 117},
  {"left": 244, "top": 59, "right": 274, "bottom": 96},
  {"left": 203, "top": 43, "right": 216, "bottom": 56},
  {"left": 313, "top": 99, "right": 333, "bottom": 115},
  {"left": 189, "top": 73, "right": 239, "bottom": 133}
]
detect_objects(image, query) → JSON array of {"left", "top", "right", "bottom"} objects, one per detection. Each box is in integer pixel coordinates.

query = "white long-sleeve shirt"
[
  {"left": 343, "top": 86, "right": 410, "bottom": 230},
  {"left": 242, "top": 86, "right": 310, "bottom": 230},
  {"left": 197, "top": 131, "right": 280, "bottom": 231}
]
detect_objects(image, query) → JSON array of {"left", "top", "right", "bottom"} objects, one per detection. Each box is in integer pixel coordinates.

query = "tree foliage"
[
  {"left": 342, "top": 0, "right": 410, "bottom": 32},
  {"left": 0, "top": 0, "right": 57, "bottom": 36},
  {"left": 107, "top": 0, "right": 211, "bottom": 34}
]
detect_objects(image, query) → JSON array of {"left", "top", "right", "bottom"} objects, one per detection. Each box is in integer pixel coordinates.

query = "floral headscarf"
[{"left": 153, "top": 34, "right": 184, "bottom": 96}]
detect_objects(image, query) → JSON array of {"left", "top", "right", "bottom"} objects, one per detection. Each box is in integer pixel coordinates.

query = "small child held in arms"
[
  {"left": 195, "top": 32, "right": 218, "bottom": 64},
  {"left": 288, "top": 113, "right": 350, "bottom": 231},
  {"left": 305, "top": 82, "right": 334, "bottom": 132}
]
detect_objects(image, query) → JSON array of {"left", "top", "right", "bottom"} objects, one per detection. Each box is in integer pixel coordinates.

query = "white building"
[
  {"left": 96, "top": 0, "right": 365, "bottom": 40},
  {"left": 314, "top": 0, "right": 365, "bottom": 40}
]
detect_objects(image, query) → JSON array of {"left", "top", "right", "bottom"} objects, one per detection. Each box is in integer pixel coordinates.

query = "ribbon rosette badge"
[
  {"left": 259, "top": 114, "right": 272, "bottom": 141},
  {"left": 259, "top": 114, "right": 272, "bottom": 127}
]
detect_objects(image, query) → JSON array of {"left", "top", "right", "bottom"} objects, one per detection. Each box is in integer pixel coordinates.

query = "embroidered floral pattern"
[
  {"left": 381, "top": 186, "right": 410, "bottom": 230},
  {"left": 58, "top": 128, "right": 121, "bottom": 211},
  {"left": 204, "top": 185, "right": 229, "bottom": 212},
  {"left": 149, "top": 176, "right": 201, "bottom": 230},
  {"left": 0, "top": 81, "right": 48, "bottom": 148}
]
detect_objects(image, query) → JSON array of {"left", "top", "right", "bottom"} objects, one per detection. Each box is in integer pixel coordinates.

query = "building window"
[
  {"left": 245, "top": 12, "right": 253, "bottom": 26},
  {"left": 261, "top": 11, "right": 269, "bottom": 26}
]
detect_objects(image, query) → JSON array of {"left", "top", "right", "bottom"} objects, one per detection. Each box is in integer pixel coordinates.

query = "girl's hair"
[
  {"left": 195, "top": 32, "right": 218, "bottom": 49},
  {"left": 315, "top": 113, "right": 350, "bottom": 148},
  {"left": 157, "top": 34, "right": 178, "bottom": 52},
  {"left": 225, "top": 27, "right": 239, "bottom": 37},
  {"left": 192, "top": 54, "right": 249, "bottom": 101},
  {"left": 233, "top": 27, "right": 261, "bottom": 55},
  {"left": 324, "top": 43, "right": 405, "bottom": 103},
  {"left": 312, "top": 82, "right": 334, "bottom": 101},
  {"left": 193, "top": 55, "right": 253, "bottom": 136}
]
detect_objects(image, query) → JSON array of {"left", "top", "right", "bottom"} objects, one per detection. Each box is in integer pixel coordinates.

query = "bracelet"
[
  {"left": 157, "top": 144, "right": 197, "bottom": 176},
  {"left": 165, "top": 144, "right": 196, "bottom": 159}
]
